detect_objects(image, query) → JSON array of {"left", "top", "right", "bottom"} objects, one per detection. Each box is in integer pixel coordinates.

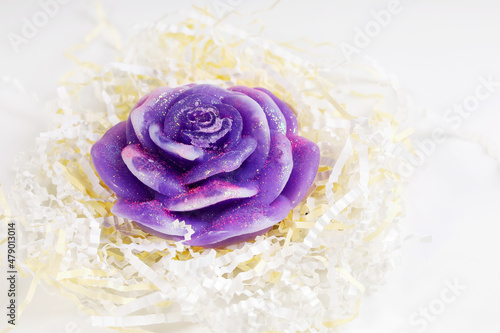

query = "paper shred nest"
[{"left": 7, "top": 11, "right": 415, "bottom": 333}]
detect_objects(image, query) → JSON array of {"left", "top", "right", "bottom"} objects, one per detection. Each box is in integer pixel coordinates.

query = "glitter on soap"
[{"left": 91, "top": 84, "right": 320, "bottom": 247}]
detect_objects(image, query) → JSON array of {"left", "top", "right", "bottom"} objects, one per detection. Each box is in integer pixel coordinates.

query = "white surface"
[{"left": 1, "top": 0, "right": 500, "bottom": 332}]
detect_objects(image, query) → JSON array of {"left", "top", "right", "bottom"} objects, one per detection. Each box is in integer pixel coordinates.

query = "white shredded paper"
[{"left": 7, "top": 10, "right": 415, "bottom": 333}]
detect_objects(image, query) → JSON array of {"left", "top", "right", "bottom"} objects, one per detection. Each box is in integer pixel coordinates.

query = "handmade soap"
[{"left": 91, "top": 84, "right": 320, "bottom": 247}]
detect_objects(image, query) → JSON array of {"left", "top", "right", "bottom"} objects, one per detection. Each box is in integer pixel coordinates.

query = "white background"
[{"left": 1, "top": 0, "right": 500, "bottom": 332}]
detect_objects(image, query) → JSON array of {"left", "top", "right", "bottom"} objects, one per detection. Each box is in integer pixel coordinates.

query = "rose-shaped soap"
[{"left": 91, "top": 84, "right": 320, "bottom": 247}]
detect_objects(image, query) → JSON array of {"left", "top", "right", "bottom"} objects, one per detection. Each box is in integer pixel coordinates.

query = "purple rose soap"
[{"left": 91, "top": 84, "right": 320, "bottom": 247}]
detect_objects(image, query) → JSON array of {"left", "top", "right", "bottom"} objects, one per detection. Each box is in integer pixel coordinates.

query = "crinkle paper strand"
[{"left": 5, "top": 11, "right": 415, "bottom": 333}]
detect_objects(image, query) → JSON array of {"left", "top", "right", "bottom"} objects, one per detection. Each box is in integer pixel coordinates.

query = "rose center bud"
[
  {"left": 186, "top": 106, "right": 217, "bottom": 129},
  {"left": 181, "top": 105, "right": 232, "bottom": 149}
]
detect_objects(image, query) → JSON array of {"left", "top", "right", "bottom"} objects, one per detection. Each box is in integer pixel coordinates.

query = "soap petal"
[
  {"left": 222, "top": 94, "right": 270, "bottom": 179},
  {"left": 91, "top": 122, "right": 153, "bottom": 201},
  {"left": 126, "top": 93, "right": 149, "bottom": 144},
  {"left": 186, "top": 195, "right": 292, "bottom": 247},
  {"left": 158, "top": 179, "right": 258, "bottom": 212},
  {"left": 253, "top": 131, "right": 293, "bottom": 205},
  {"left": 112, "top": 198, "right": 209, "bottom": 238},
  {"left": 229, "top": 86, "right": 287, "bottom": 135},
  {"left": 217, "top": 103, "right": 242, "bottom": 149},
  {"left": 254, "top": 87, "right": 298, "bottom": 136},
  {"left": 121, "top": 144, "right": 186, "bottom": 197},
  {"left": 130, "top": 86, "right": 188, "bottom": 151},
  {"left": 183, "top": 136, "right": 257, "bottom": 184},
  {"left": 280, "top": 135, "right": 320, "bottom": 206},
  {"left": 149, "top": 123, "right": 205, "bottom": 162}
]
